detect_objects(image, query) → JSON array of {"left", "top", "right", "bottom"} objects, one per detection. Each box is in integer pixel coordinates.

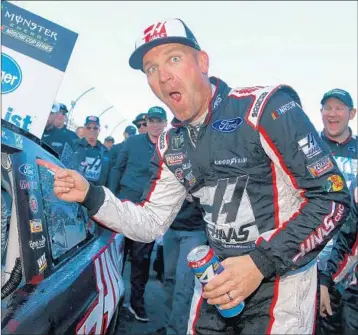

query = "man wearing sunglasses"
[
  {"left": 108, "top": 106, "right": 167, "bottom": 322},
  {"left": 72, "top": 116, "right": 112, "bottom": 187},
  {"left": 133, "top": 112, "right": 148, "bottom": 134}
]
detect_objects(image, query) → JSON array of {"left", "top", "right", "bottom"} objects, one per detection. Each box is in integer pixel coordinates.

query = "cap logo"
[
  {"left": 88, "top": 116, "right": 97, "bottom": 121},
  {"left": 143, "top": 21, "right": 167, "bottom": 43},
  {"left": 327, "top": 89, "right": 346, "bottom": 96}
]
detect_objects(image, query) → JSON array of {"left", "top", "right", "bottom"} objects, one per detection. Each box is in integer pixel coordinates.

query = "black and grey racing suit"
[
  {"left": 318, "top": 130, "right": 357, "bottom": 335},
  {"left": 82, "top": 77, "right": 351, "bottom": 334}
]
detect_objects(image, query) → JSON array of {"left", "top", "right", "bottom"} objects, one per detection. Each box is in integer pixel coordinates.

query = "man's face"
[
  {"left": 84, "top": 122, "right": 100, "bottom": 142},
  {"left": 76, "top": 127, "right": 85, "bottom": 138},
  {"left": 104, "top": 140, "right": 114, "bottom": 150},
  {"left": 147, "top": 117, "right": 166, "bottom": 138},
  {"left": 321, "top": 98, "right": 356, "bottom": 139},
  {"left": 54, "top": 111, "right": 66, "bottom": 128},
  {"left": 135, "top": 120, "right": 148, "bottom": 134},
  {"left": 143, "top": 43, "right": 210, "bottom": 123}
]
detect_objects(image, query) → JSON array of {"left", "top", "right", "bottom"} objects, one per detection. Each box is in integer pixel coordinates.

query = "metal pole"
[
  {"left": 110, "top": 119, "right": 127, "bottom": 136},
  {"left": 68, "top": 87, "right": 95, "bottom": 120},
  {"left": 98, "top": 105, "right": 114, "bottom": 118}
]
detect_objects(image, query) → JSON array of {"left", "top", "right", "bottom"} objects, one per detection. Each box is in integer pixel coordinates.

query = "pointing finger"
[{"left": 36, "top": 159, "right": 61, "bottom": 174}]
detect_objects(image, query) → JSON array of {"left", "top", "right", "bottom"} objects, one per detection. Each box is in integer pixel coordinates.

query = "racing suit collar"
[
  {"left": 321, "top": 127, "right": 353, "bottom": 146},
  {"left": 171, "top": 76, "right": 226, "bottom": 128}
]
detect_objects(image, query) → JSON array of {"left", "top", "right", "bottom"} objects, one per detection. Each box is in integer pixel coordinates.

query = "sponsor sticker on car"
[
  {"left": 37, "top": 253, "right": 47, "bottom": 273},
  {"left": 29, "top": 195, "right": 38, "bottom": 214},
  {"left": 29, "top": 235, "right": 46, "bottom": 250},
  {"left": 29, "top": 219, "right": 43, "bottom": 233}
]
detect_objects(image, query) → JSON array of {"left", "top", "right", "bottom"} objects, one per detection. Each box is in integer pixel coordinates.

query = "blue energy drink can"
[{"left": 187, "top": 245, "right": 245, "bottom": 318}]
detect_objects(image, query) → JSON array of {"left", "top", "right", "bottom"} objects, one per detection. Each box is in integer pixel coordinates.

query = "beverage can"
[{"left": 187, "top": 245, "right": 245, "bottom": 318}]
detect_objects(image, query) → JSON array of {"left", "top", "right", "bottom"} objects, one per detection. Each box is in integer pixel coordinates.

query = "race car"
[{"left": 1, "top": 120, "right": 125, "bottom": 335}]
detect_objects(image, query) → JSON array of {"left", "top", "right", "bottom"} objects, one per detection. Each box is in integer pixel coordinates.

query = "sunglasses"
[
  {"left": 136, "top": 122, "right": 147, "bottom": 129},
  {"left": 85, "top": 126, "right": 100, "bottom": 131}
]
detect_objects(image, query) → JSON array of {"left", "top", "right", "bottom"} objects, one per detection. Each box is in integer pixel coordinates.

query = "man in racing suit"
[
  {"left": 317, "top": 89, "right": 358, "bottom": 334},
  {"left": 38, "top": 19, "right": 352, "bottom": 334}
]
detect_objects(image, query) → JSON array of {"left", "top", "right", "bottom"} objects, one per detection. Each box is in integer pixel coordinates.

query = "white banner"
[{"left": 1, "top": 1, "right": 78, "bottom": 138}]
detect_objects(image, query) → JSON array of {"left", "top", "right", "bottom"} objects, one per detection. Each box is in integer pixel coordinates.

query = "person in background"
[
  {"left": 104, "top": 136, "right": 115, "bottom": 150},
  {"left": 133, "top": 112, "right": 148, "bottom": 134},
  {"left": 41, "top": 103, "right": 77, "bottom": 157},
  {"left": 72, "top": 116, "right": 112, "bottom": 187},
  {"left": 108, "top": 106, "right": 167, "bottom": 322},
  {"left": 53, "top": 103, "right": 78, "bottom": 142},
  {"left": 318, "top": 89, "right": 358, "bottom": 335},
  {"left": 154, "top": 199, "right": 207, "bottom": 335},
  {"left": 110, "top": 125, "right": 137, "bottom": 165},
  {"left": 76, "top": 126, "right": 85, "bottom": 138}
]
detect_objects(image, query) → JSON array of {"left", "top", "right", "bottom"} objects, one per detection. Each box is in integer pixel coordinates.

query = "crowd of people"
[{"left": 38, "top": 18, "right": 357, "bottom": 335}]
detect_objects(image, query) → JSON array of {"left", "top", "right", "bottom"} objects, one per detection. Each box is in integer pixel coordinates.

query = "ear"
[
  {"left": 349, "top": 108, "right": 356, "bottom": 121},
  {"left": 198, "top": 50, "right": 209, "bottom": 75}
]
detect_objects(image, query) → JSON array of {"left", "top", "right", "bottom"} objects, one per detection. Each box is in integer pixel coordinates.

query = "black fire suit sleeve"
[
  {"left": 249, "top": 90, "right": 352, "bottom": 278},
  {"left": 82, "top": 131, "right": 187, "bottom": 242},
  {"left": 320, "top": 217, "right": 358, "bottom": 287},
  {"left": 108, "top": 140, "right": 129, "bottom": 193}
]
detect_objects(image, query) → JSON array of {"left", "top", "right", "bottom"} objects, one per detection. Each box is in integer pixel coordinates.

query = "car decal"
[{"left": 76, "top": 235, "right": 123, "bottom": 335}]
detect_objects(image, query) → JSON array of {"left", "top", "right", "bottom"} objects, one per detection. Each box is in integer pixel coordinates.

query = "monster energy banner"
[{"left": 1, "top": 1, "right": 78, "bottom": 138}]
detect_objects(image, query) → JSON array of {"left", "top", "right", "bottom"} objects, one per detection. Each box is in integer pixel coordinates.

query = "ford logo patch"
[
  {"left": 19, "top": 164, "right": 35, "bottom": 178},
  {"left": 212, "top": 117, "right": 243, "bottom": 133}
]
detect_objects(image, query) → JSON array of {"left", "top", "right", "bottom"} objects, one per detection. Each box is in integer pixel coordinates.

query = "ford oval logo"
[
  {"left": 19, "top": 164, "right": 35, "bottom": 178},
  {"left": 1, "top": 53, "right": 22, "bottom": 94},
  {"left": 212, "top": 117, "right": 243, "bottom": 133}
]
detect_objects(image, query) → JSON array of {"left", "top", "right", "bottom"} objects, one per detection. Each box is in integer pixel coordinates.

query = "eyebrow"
[{"left": 143, "top": 46, "right": 185, "bottom": 69}]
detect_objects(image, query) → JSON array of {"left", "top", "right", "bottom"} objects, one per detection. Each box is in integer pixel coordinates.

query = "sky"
[{"left": 15, "top": 1, "right": 358, "bottom": 142}]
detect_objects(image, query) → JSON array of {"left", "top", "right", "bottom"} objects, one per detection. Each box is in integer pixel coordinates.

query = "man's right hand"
[
  {"left": 320, "top": 284, "right": 333, "bottom": 318},
  {"left": 36, "top": 159, "right": 90, "bottom": 203}
]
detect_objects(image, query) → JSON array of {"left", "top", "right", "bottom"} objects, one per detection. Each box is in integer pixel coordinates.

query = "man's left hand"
[{"left": 202, "top": 255, "right": 264, "bottom": 310}]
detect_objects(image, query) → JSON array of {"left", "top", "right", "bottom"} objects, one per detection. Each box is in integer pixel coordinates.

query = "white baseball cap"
[{"left": 129, "top": 18, "right": 201, "bottom": 70}]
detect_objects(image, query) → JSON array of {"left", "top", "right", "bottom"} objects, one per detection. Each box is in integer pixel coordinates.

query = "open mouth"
[
  {"left": 328, "top": 120, "right": 339, "bottom": 125},
  {"left": 169, "top": 91, "right": 182, "bottom": 103}
]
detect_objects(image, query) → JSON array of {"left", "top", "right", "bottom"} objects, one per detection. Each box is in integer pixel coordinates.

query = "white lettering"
[
  {"left": 1, "top": 71, "right": 18, "bottom": 85},
  {"left": 293, "top": 202, "right": 345, "bottom": 262},
  {"left": 5, "top": 11, "right": 14, "bottom": 20},
  {"left": 76, "top": 237, "right": 123, "bottom": 334},
  {"left": 15, "top": 15, "right": 24, "bottom": 24},
  {"left": 30, "top": 22, "right": 37, "bottom": 30}
]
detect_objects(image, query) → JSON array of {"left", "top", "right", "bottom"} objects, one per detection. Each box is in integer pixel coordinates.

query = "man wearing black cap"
[
  {"left": 133, "top": 113, "right": 148, "bottom": 134},
  {"left": 108, "top": 106, "right": 167, "bottom": 322},
  {"left": 72, "top": 116, "right": 112, "bottom": 186},
  {"left": 39, "top": 19, "right": 351, "bottom": 335},
  {"left": 41, "top": 103, "right": 78, "bottom": 160},
  {"left": 54, "top": 103, "right": 78, "bottom": 142},
  {"left": 110, "top": 125, "right": 137, "bottom": 165},
  {"left": 318, "top": 89, "right": 357, "bottom": 335}
]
